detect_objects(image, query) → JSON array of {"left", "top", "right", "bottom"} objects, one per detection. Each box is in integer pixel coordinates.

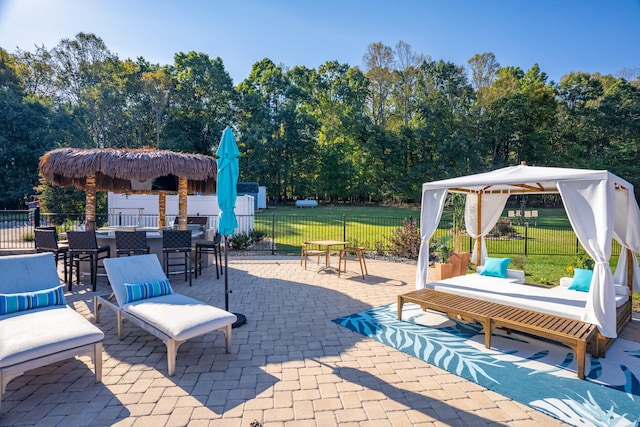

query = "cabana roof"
[
  {"left": 422, "top": 164, "right": 633, "bottom": 195},
  {"left": 39, "top": 148, "right": 217, "bottom": 194}
]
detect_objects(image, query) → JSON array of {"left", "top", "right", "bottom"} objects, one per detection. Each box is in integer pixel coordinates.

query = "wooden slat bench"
[{"left": 398, "top": 289, "right": 598, "bottom": 379}]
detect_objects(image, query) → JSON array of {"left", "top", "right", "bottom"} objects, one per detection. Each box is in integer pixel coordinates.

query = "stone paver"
[{"left": 0, "top": 254, "right": 596, "bottom": 426}]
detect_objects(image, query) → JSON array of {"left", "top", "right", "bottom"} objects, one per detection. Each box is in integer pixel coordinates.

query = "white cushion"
[
  {"left": 123, "top": 293, "right": 236, "bottom": 341},
  {"left": 474, "top": 267, "right": 525, "bottom": 284},
  {"left": 428, "top": 274, "right": 629, "bottom": 321},
  {"left": 0, "top": 307, "right": 104, "bottom": 369}
]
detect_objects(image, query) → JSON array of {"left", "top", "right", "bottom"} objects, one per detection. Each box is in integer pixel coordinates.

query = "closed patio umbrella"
[{"left": 216, "top": 127, "right": 246, "bottom": 327}]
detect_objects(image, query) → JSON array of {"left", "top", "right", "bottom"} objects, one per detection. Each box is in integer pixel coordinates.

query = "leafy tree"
[
  {"left": 363, "top": 42, "right": 395, "bottom": 129},
  {"left": 0, "top": 50, "right": 56, "bottom": 208},
  {"left": 163, "top": 51, "right": 235, "bottom": 154}
]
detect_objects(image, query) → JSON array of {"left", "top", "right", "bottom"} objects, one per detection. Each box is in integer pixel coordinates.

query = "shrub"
[
  {"left": 489, "top": 219, "right": 519, "bottom": 238},
  {"left": 249, "top": 229, "right": 266, "bottom": 243},
  {"left": 228, "top": 232, "right": 253, "bottom": 250},
  {"left": 388, "top": 218, "right": 421, "bottom": 259},
  {"left": 566, "top": 250, "right": 594, "bottom": 274}
]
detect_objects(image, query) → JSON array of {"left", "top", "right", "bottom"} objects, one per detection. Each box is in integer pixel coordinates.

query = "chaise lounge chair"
[
  {"left": 94, "top": 254, "right": 236, "bottom": 375},
  {"left": 0, "top": 253, "right": 104, "bottom": 410}
]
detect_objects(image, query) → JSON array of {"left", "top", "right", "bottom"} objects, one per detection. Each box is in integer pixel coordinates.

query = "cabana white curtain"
[
  {"left": 464, "top": 193, "right": 510, "bottom": 265},
  {"left": 613, "top": 188, "right": 640, "bottom": 293},
  {"left": 415, "top": 189, "right": 448, "bottom": 288},
  {"left": 557, "top": 179, "right": 616, "bottom": 337},
  {"left": 415, "top": 164, "right": 640, "bottom": 338}
]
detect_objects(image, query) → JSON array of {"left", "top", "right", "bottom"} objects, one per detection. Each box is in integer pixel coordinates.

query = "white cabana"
[{"left": 415, "top": 163, "right": 640, "bottom": 338}]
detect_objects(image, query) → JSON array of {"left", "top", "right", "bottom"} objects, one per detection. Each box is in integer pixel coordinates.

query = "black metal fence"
[{"left": 1, "top": 209, "right": 606, "bottom": 256}]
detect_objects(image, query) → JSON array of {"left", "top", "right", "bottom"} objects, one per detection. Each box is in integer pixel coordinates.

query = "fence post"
[
  {"left": 524, "top": 222, "right": 528, "bottom": 255},
  {"left": 271, "top": 212, "right": 275, "bottom": 255},
  {"left": 343, "top": 214, "right": 347, "bottom": 242},
  {"left": 34, "top": 207, "right": 40, "bottom": 228}
]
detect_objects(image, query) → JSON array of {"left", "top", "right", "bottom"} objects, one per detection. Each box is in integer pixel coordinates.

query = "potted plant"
[{"left": 434, "top": 236, "right": 454, "bottom": 280}]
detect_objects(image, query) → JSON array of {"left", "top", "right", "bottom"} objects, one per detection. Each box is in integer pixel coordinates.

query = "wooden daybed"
[
  {"left": 413, "top": 164, "right": 640, "bottom": 376},
  {"left": 398, "top": 271, "right": 633, "bottom": 378}
]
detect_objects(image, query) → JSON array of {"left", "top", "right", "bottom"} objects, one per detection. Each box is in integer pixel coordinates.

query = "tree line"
[{"left": 1, "top": 32, "right": 639, "bottom": 210}]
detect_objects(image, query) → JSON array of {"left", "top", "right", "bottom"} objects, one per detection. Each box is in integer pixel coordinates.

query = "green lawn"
[{"left": 255, "top": 204, "right": 630, "bottom": 288}]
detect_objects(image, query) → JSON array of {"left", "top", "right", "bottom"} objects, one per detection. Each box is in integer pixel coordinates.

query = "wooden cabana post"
[
  {"left": 476, "top": 192, "right": 482, "bottom": 265},
  {"left": 85, "top": 174, "right": 97, "bottom": 231},
  {"left": 158, "top": 191, "right": 167, "bottom": 228},
  {"left": 177, "top": 177, "right": 188, "bottom": 230}
]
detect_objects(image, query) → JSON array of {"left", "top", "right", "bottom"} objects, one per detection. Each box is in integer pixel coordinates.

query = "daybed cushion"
[
  {"left": 123, "top": 293, "right": 237, "bottom": 342},
  {"left": 479, "top": 257, "right": 511, "bottom": 278},
  {"left": 0, "top": 307, "right": 104, "bottom": 369},
  {"left": 475, "top": 266, "right": 525, "bottom": 284},
  {"left": 427, "top": 273, "right": 629, "bottom": 321},
  {"left": 560, "top": 277, "right": 629, "bottom": 296}
]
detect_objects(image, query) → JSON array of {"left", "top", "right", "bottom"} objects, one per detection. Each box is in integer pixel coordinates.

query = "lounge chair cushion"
[
  {"left": 0, "top": 285, "right": 65, "bottom": 315},
  {"left": 124, "top": 279, "right": 173, "bottom": 303},
  {"left": 123, "top": 293, "right": 237, "bottom": 342},
  {"left": 0, "top": 306, "right": 105, "bottom": 369}
]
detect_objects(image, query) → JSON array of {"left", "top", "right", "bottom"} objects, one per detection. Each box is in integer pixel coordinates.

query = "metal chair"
[
  {"left": 162, "top": 230, "right": 192, "bottom": 286},
  {"left": 66, "top": 230, "right": 111, "bottom": 291},
  {"left": 195, "top": 232, "right": 222, "bottom": 279},
  {"left": 338, "top": 247, "right": 368, "bottom": 279},
  {"left": 115, "top": 231, "right": 150, "bottom": 257},
  {"left": 34, "top": 228, "right": 69, "bottom": 283}
]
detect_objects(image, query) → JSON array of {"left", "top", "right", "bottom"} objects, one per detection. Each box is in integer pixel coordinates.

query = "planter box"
[{"left": 435, "top": 262, "right": 454, "bottom": 280}]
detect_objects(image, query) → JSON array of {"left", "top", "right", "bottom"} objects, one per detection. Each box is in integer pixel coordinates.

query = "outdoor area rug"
[{"left": 333, "top": 303, "right": 640, "bottom": 426}]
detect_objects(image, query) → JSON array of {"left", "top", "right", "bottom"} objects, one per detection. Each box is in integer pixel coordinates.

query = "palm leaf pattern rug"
[{"left": 333, "top": 303, "right": 640, "bottom": 426}]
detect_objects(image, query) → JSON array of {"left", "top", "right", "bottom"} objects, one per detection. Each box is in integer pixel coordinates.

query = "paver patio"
[{"left": 4, "top": 254, "right": 634, "bottom": 426}]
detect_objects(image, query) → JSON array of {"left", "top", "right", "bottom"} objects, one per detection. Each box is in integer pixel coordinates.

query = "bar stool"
[
  {"left": 115, "top": 230, "right": 150, "bottom": 256},
  {"left": 34, "top": 228, "right": 69, "bottom": 283},
  {"left": 66, "top": 230, "right": 110, "bottom": 291},
  {"left": 162, "top": 230, "right": 192, "bottom": 286},
  {"left": 338, "top": 247, "right": 368, "bottom": 279},
  {"left": 195, "top": 232, "right": 222, "bottom": 279}
]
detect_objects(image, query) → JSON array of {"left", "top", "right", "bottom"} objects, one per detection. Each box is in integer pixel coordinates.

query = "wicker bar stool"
[
  {"left": 67, "top": 230, "right": 110, "bottom": 291},
  {"left": 162, "top": 230, "right": 192, "bottom": 286},
  {"left": 34, "top": 228, "right": 69, "bottom": 283},
  {"left": 195, "top": 232, "right": 222, "bottom": 279},
  {"left": 115, "top": 230, "right": 150, "bottom": 257}
]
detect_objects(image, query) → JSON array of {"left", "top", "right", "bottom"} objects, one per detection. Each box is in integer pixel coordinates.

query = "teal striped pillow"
[
  {"left": 123, "top": 279, "right": 172, "bottom": 303},
  {"left": 0, "top": 286, "right": 66, "bottom": 315}
]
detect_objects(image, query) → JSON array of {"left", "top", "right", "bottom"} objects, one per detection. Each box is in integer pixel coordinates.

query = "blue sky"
[{"left": 1, "top": 0, "right": 639, "bottom": 85}]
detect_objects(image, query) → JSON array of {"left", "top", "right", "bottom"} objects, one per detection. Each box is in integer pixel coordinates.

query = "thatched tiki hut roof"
[
  {"left": 39, "top": 148, "right": 218, "bottom": 230},
  {"left": 39, "top": 148, "right": 217, "bottom": 193}
]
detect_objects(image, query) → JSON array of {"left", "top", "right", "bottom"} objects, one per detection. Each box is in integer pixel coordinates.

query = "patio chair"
[
  {"left": 34, "top": 228, "right": 69, "bottom": 283},
  {"left": 0, "top": 253, "right": 103, "bottom": 409},
  {"left": 300, "top": 242, "right": 325, "bottom": 270},
  {"left": 67, "top": 230, "right": 110, "bottom": 291},
  {"left": 115, "top": 230, "right": 150, "bottom": 257},
  {"left": 162, "top": 230, "right": 192, "bottom": 286},
  {"left": 194, "top": 232, "right": 222, "bottom": 279},
  {"left": 95, "top": 254, "right": 236, "bottom": 376},
  {"left": 338, "top": 247, "right": 368, "bottom": 279}
]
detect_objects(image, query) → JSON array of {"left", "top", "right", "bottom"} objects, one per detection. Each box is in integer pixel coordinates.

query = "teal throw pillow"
[
  {"left": 479, "top": 257, "right": 511, "bottom": 279},
  {"left": 123, "top": 279, "right": 172, "bottom": 303},
  {"left": 0, "top": 286, "right": 65, "bottom": 315},
  {"left": 569, "top": 268, "right": 593, "bottom": 292}
]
